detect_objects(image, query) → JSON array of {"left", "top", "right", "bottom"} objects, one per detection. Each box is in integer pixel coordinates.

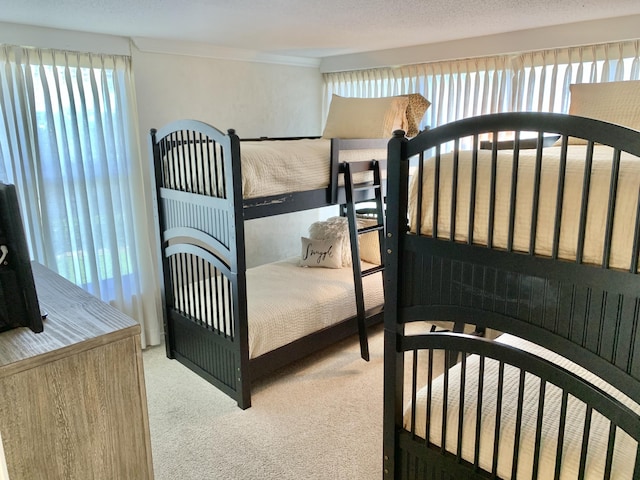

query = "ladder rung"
[
  {"left": 362, "top": 265, "right": 384, "bottom": 277},
  {"left": 352, "top": 183, "right": 380, "bottom": 192},
  {"left": 358, "top": 224, "right": 383, "bottom": 235},
  {"left": 356, "top": 208, "right": 378, "bottom": 215},
  {"left": 342, "top": 160, "right": 381, "bottom": 174}
]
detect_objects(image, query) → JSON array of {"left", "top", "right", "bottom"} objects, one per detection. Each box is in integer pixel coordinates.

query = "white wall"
[
  {"left": 132, "top": 45, "right": 327, "bottom": 267},
  {"left": 132, "top": 45, "right": 323, "bottom": 139}
]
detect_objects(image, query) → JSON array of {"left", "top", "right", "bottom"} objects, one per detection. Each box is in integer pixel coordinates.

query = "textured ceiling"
[{"left": 2, "top": 0, "right": 640, "bottom": 58}]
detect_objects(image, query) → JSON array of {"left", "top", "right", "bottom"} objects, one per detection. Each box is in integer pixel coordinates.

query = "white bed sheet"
[
  {"left": 404, "top": 333, "right": 640, "bottom": 478},
  {"left": 246, "top": 257, "right": 384, "bottom": 359},
  {"left": 409, "top": 145, "right": 640, "bottom": 270}
]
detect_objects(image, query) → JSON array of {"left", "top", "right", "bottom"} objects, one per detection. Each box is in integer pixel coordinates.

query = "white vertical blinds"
[
  {"left": 323, "top": 40, "right": 640, "bottom": 131},
  {"left": 0, "top": 45, "right": 161, "bottom": 348}
]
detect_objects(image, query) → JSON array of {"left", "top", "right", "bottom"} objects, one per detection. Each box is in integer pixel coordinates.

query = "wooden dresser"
[{"left": 0, "top": 264, "right": 154, "bottom": 479}]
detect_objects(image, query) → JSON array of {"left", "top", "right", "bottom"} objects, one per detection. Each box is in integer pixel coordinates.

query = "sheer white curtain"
[
  {"left": 0, "top": 45, "right": 161, "bottom": 347},
  {"left": 324, "top": 39, "right": 640, "bottom": 130},
  {"left": 511, "top": 40, "right": 640, "bottom": 113},
  {"left": 324, "top": 56, "right": 512, "bottom": 131}
]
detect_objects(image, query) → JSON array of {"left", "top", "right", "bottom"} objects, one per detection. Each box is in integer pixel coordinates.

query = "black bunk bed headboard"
[
  {"left": 385, "top": 112, "right": 640, "bottom": 403},
  {"left": 149, "top": 120, "right": 251, "bottom": 405}
]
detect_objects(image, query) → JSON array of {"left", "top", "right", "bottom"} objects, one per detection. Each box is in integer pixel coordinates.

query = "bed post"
[
  {"left": 382, "top": 130, "right": 409, "bottom": 479},
  {"left": 329, "top": 138, "right": 340, "bottom": 204},
  {"left": 226, "top": 129, "right": 252, "bottom": 409},
  {"left": 148, "top": 127, "right": 174, "bottom": 360}
]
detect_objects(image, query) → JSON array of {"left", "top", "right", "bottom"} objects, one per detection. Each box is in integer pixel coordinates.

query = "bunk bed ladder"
[{"left": 341, "top": 159, "right": 386, "bottom": 361}]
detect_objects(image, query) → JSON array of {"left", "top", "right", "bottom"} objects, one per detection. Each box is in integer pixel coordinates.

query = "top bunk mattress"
[
  {"left": 240, "top": 138, "right": 387, "bottom": 199},
  {"left": 408, "top": 144, "right": 640, "bottom": 270}
]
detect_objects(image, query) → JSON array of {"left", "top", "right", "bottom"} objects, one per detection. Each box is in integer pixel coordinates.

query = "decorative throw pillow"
[
  {"left": 322, "top": 94, "right": 409, "bottom": 139},
  {"left": 308, "top": 215, "right": 382, "bottom": 266},
  {"left": 561, "top": 80, "right": 640, "bottom": 145},
  {"left": 299, "top": 237, "right": 343, "bottom": 268},
  {"left": 309, "top": 216, "right": 352, "bottom": 266},
  {"left": 399, "top": 94, "right": 431, "bottom": 137}
]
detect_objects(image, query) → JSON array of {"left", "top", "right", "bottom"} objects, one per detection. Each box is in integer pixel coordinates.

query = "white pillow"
[
  {"left": 322, "top": 95, "right": 409, "bottom": 139},
  {"left": 308, "top": 216, "right": 381, "bottom": 266},
  {"left": 299, "top": 237, "right": 343, "bottom": 268},
  {"left": 309, "top": 216, "right": 352, "bottom": 266},
  {"left": 562, "top": 80, "right": 640, "bottom": 144}
]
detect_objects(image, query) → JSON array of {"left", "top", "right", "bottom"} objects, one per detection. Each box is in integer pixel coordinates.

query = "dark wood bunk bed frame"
[
  {"left": 383, "top": 112, "right": 640, "bottom": 478},
  {"left": 149, "top": 119, "right": 386, "bottom": 409}
]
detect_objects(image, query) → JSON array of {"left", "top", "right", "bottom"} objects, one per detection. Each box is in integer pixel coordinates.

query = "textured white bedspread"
[
  {"left": 246, "top": 257, "right": 384, "bottom": 359},
  {"left": 409, "top": 145, "right": 640, "bottom": 270},
  {"left": 404, "top": 333, "right": 640, "bottom": 478},
  {"left": 240, "top": 138, "right": 387, "bottom": 199}
]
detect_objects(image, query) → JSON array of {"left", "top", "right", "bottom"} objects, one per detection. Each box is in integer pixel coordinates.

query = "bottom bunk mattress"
[
  {"left": 246, "top": 258, "right": 383, "bottom": 358},
  {"left": 177, "top": 257, "right": 384, "bottom": 360},
  {"left": 403, "top": 333, "right": 640, "bottom": 479}
]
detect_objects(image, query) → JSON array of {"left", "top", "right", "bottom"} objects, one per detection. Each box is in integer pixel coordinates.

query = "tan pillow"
[
  {"left": 357, "top": 217, "right": 381, "bottom": 265},
  {"left": 299, "top": 237, "right": 343, "bottom": 268},
  {"left": 563, "top": 80, "right": 640, "bottom": 144},
  {"left": 399, "top": 94, "right": 431, "bottom": 137},
  {"left": 322, "top": 94, "right": 409, "bottom": 139}
]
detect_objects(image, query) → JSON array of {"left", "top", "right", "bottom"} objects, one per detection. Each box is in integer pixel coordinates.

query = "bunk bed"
[
  {"left": 383, "top": 108, "right": 640, "bottom": 478},
  {"left": 149, "top": 94, "right": 429, "bottom": 409}
]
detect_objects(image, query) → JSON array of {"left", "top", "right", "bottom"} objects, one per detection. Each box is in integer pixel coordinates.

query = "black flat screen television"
[{"left": 0, "top": 183, "right": 43, "bottom": 333}]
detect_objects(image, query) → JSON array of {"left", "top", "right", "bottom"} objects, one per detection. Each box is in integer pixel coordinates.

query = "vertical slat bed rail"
[
  {"left": 603, "top": 149, "right": 622, "bottom": 269},
  {"left": 531, "top": 380, "right": 546, "bottom": 480},
  {"left": 551, "top": 136, "right": 568, "bottom": 259},
  {"left": 432, "top": 147, "right": 440, "bottom": 240},
  {"left": 456, "top": 354, "right": 467, "bottom": 464},
  {"left": 468, "top": 135, "right": 479, "bottom": 245},
  {"left": 450, "top": 141, "right": 460, "bottom": 242},
  {"left": 487, "top": 135, "right": 498, "bottom": 249},
  {"left": 554, "top": 391, "right": 569, "bottom": 479},
  {"left": 530, "top": 132, "right": 545, "bottom": 256},
  {"left": 474, "top": 356, "right": 485, "bottom": 471},
  {"left": 576, "top": 141, "right": 595, "bottom": 266},
  {"left": 632, "top": 187, "right": 640, "bottom": 273},
  {"left": 506, "top": 134, "right": 521, "bottom": 252}
]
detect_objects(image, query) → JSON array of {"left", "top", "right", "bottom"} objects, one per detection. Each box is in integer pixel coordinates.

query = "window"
[{"left": 0, "top": 45, "right": 160, "bottom": 347}]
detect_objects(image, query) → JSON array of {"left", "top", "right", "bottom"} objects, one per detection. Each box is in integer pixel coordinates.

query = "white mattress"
[
  {"left": 240, "top": 138, "right": 387, "bottom": 199},
  {"left": 246, "top": 258, "right": 384, "bottom": 358},
  {"left": 409, "top": 145, "right": 640, "bottom": 270},
  {"left": 404, "top": 333, "right": 640, "bottom": 478}
]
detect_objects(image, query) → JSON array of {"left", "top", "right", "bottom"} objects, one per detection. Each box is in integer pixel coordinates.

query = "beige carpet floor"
[{"left": 143, "top": 323, "right": 392, "bottom": 480}]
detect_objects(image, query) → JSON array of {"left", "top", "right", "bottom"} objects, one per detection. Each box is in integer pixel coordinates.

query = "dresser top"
[{"left": 0, "top": 263, "right": 140, "bottom": 377}]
